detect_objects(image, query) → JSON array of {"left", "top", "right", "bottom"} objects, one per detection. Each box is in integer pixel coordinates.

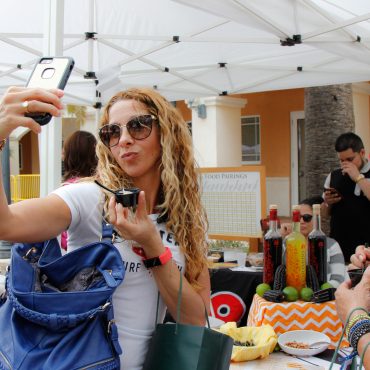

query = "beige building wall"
[
  {"left": 187, "top": 96, "right": 246, "bottom": 167},
  {"left": 353, "top": 84, "right": 370, "bottom": 154}
]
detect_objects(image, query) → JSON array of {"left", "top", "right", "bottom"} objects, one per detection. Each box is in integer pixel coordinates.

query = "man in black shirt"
[{"left": 323, "top": 132, "right": 370, "bottom": 263}]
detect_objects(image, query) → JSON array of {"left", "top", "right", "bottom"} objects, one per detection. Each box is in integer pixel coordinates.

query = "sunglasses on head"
[
  {"left": 300, "top": 214, "right": 313, "bottom": 222},
  {"left": 99, "top": 114, "right": 156, "bottom": 147}
]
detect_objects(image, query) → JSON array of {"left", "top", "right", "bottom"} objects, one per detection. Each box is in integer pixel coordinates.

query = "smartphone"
[{"left": 26, "top": 57, "right": 75, "bottom": 125}]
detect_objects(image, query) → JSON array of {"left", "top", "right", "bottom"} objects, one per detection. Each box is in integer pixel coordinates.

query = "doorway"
[{"left": 290, "top": 111, "right": 306, "bottom": 206}]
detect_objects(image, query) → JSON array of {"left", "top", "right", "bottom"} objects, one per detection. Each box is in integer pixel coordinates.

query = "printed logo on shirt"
[
  {"left": 117, "top": 226, "right": 184, "bottom": 274},
  {"left": 159, "top": 230, "right": 179, "bottom": 246}
]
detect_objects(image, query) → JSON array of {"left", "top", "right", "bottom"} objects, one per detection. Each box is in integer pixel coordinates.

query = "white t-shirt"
[{"left": 52, "top": 182, "right": 185, "bottom": 370}]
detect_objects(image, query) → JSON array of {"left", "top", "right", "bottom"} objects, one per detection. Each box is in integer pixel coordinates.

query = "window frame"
[{"left": 241, "top": 115, "right": 261, "bottom": 165}]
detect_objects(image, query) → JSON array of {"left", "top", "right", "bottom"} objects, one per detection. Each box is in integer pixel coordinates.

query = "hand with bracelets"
[{"left": 335, "top": 266, "right": 370, "bottom": 367}]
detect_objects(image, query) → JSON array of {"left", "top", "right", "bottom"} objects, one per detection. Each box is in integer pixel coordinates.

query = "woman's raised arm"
[{"left": 0, "top": 87, "right": 70, "bottom": 242}]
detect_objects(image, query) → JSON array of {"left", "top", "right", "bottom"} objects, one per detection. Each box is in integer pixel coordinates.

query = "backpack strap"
[
  {"left": 100, "top": 220, "right": 122, "bottom": 355},
  {"left": 100, "top": 220, "right": 115, "bottom": 243}
]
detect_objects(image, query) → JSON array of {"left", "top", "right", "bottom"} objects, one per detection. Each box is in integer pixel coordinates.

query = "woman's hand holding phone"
[
  {"left": 0, "top": 87, "right": 64, "bottom": 139},
  {"left": 25, "top": 57, "right": 74, "bottom": 125}
]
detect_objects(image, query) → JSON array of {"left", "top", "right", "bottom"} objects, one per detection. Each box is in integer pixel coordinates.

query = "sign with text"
[{"left": 200, "top": 166, "right": 266, "bottom": 239}]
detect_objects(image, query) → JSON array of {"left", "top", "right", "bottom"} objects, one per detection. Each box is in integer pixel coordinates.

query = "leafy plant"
[
  {"left": 66, "top": 105, "right": 87, "bottom": 126},
  {"left": 208, "top": 239, "right": 249, "bottom": 253}
]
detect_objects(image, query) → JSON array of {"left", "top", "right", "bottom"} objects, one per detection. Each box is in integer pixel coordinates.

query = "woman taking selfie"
[{"left": 0, "top": 86, "right": 210, "bottom": 369}]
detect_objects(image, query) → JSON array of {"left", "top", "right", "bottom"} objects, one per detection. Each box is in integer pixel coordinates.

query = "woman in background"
[
  {"left": 62, "top": 130, "right": 97, "bottom": 182},
  {"left": 60, "top": 130, "right": 98, "bottom": 250},
  {"left": 280, "top": 196, "right": 348, "bottom": 288}
]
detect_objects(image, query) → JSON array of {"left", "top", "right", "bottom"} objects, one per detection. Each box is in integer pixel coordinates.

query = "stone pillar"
[{"left": 186, "top": 96, "right": 247, "bottom": 167}]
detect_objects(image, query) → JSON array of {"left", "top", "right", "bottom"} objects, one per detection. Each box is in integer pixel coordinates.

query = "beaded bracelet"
[
  {"left": 349, "top": 320, "right": 370, "bottom": 352},
  {"left": 348, "top": 319, "right": 370, "bottom": 344},
  {"left": 346, "top": 314, "right": 370, "bottom": 337}
]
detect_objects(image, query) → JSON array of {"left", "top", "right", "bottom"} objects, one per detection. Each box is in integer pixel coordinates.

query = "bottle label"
[{"left": 286, "top": 241, "right": 306, "bottom": 291}]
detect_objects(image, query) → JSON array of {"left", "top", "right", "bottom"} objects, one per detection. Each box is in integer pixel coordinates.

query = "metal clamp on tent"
[
  {"left": 84, "top": 71, "right": 96, "bottom": 79},
  {"left": 85, "top": 32, "right": 97, "bottom": 40},
  {"left": 93, "top": 91, "right": 102, "bottom": 109},
  {"left": 280, "top": 34, "right": 302, "bottom": 47}
]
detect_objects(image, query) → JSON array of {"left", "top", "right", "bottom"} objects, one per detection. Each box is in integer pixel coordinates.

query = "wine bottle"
[
  {"left": 285, "top": 205, "right": 307, "bottom": 291},
  {"left": 308, "top": 204, "right": 327, "bottom": 286},
  {"left": 263, "top": 205, "right": 283, "bottom": 285}
]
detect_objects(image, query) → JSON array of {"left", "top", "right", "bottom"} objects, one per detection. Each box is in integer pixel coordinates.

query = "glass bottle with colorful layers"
[
  {"left": 308, "top": 204, "right": 327, "bottom": 286},
  {"left": 263, "top": 204, "right": 283, "bottom": 286},
  {"left": 285, "top": 205, "right": 307, "bottom": 291}
]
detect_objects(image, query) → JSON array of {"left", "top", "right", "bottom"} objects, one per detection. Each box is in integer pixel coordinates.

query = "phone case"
[{"left": 26, "top": 57, "right": 75, "bottom": 125}]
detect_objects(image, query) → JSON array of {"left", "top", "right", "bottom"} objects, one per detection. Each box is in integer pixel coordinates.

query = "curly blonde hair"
[{"left": 95, "top": 88, "right": 208, "bottom": 288}]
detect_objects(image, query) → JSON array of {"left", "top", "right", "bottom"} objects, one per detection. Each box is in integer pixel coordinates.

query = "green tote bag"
[{"left": 143, "top": 275, "right": 233, "bottom": 370}]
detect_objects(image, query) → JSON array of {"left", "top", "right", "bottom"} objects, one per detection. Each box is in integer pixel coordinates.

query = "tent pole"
[
  {"left": 39, "top": 0, "right": 64, "bottom": 197},
  {"left": 0, "top": 140, "right": 12, "bottom": 257},
  {"left": 87, "top": 0, "right": 95, "bottom": 73}
]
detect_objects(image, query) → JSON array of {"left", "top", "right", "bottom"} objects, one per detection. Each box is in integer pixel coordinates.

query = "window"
[{"left": 241, "top": 115, "right": 260, "bottom": 163}]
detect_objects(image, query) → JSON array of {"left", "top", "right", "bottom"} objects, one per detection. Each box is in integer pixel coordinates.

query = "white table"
[{"left": 229, "top": 352, "right": 341, "bottom": 369}]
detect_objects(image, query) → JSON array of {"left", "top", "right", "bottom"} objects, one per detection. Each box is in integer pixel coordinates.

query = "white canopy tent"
[{"left": 1, "top": 0, "right": 370, "bottom": 194}]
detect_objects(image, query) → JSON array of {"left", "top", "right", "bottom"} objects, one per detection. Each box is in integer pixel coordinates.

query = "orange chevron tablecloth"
[{"left": 247, "top": 294, "right": 349, "bottom": 347}]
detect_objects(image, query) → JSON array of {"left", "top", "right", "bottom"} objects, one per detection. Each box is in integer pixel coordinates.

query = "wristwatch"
[
  {"left": 143, "top": 247, "right": 172, "bottom": 268},
  {"left": 355, "top": 173, "right": 365, "bottom": 183}
]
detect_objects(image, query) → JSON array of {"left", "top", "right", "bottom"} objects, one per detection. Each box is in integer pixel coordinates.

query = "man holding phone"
[{"left": 322, "top": 132, "right": 370, "bottom": 262}]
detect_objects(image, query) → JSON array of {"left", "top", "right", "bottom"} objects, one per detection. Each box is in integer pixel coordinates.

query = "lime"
[
  {"left": 282, "top": 286, "right": 299, "bottom": 302},
  {"left": 321, "top": 282, "right": 333, "bottom": 290},
  {"left": 256, "top": 283, "right": 271, "bottom": 297},
  {"left": 300, "top": 287, "right": 314, "bottom": 302}
]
